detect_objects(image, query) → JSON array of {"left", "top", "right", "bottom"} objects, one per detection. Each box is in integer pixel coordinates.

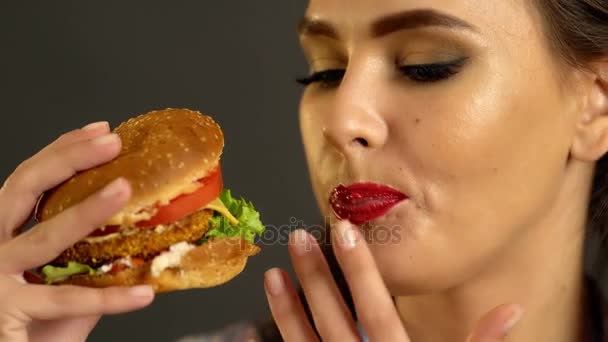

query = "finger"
[
  {"left": 331, "top": 220, "right": 410, "bottom": 342},
  {"left": 0, "top": 131, "right": 121, "bottom": 241},
  {"left": 0, "top": 121, "right": 109, "bottom": 216},
  {"left": 40, "top": 121, "right": 110, "bottom": 153},
  {"left": 466, "top": 304, "right": 523, "bottom": 342},
  {"left": 29, "top": 315, "right": 100, "bottom": 342},
  {"left": 287, "top": 230, "right": 360, "bottom": 341},
  {"left": 0, "top": 177, "right": 130, "bottom": 273},
  {"left": 15, "top": 284, "right": 154, "bottom": 320},
  {"left": 264, "top": 268, "right": 319, "bottom": 342}
]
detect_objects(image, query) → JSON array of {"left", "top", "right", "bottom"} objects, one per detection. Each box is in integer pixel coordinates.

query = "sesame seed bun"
[{"left": 35, "top": 108, "right": 224, "bottom": 226}]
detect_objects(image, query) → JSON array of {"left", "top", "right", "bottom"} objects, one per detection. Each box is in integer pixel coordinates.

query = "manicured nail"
[
  {"left": 92, "top": 133, "right": 119, "bottom": 146},
  {"left": 264, "top": 268, "right": 285, "bottom": 296},
  {"left": 290, "top": 229, "right": 313, "bottom": 256},
  {"left": 502, "top": 305, "right": 524, "bottom": 336},
  {"left": 82, "top": 121, "right": 109, "bottom": 131},
  {"left": 128, "top": 285, "right": 154, "bottom": 298},
  {"left": 333, "top": 220, "right": 358, "bottom": 250},
  {"left": 100, "top": 178, "right": 128, "bottom": 198}
]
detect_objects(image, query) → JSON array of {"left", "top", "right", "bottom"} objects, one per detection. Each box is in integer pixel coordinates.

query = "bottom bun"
[{"left": 58, "top": 238, "right": 260, "bottom": 293}]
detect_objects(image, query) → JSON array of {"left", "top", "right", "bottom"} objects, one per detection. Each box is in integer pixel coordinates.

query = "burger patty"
[{"left": 52, "top": 209, "right": 214, "bottom": 267}]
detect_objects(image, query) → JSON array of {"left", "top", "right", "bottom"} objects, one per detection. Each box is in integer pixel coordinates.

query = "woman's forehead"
[{"left": 303, "top": 0, "right": 537, "bottom": 37}]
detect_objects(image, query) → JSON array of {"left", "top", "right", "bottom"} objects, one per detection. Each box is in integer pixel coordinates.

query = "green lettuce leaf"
[
  {"left": 42, "top": 262, "right": 95, "bottom": 284},
  {"left": 203, "top": 189, "right": 265, "bottom": 244}
]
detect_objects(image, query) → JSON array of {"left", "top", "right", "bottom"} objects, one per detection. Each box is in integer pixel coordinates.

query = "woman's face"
[{"left": 298, "top": 0, "right": 586, "bottom": 294}]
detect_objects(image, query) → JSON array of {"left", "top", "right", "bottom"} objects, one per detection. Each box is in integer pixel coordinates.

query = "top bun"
[{"left": 36, "top": 108, "right": 224, "bottom": 226}]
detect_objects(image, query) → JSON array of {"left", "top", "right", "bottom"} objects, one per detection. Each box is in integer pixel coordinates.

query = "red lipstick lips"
[{"left": 329, "top": 183, "right": 408, "bottom": 225}]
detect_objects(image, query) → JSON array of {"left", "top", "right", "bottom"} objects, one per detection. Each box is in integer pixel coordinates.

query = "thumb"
[{"left": 466, "top": 304, "right": 524, "bottom": 342}]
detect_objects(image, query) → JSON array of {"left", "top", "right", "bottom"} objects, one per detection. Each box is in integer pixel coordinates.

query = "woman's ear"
[{"left": 571, "top": 60, "right": 608, "bottom": 162}]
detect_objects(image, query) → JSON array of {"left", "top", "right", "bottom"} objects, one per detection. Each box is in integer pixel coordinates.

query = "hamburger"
[{"left": 34, "top": 108, "right": 265, "bottom": 293}]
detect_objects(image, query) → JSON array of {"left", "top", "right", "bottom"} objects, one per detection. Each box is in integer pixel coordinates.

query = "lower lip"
[{"left": 329, "top": 183, "right": 408, "bottom": 225}]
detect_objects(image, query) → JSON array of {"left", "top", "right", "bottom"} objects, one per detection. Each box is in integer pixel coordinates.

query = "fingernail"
[
  {"left": 92, "top": 133, "right": 119, "bottom": 146},
  {"left": 100, "top": 178, "right": 128, "bottom": 198},
  {"left": 333, "top": 220, "right": 359, "bottom": 250},
  {"left": 128, "top": 285, "right": 154, "bottom": 298},
  {"left": 264, "top": 268, "right": 284, "bottom": 296},
  {"left": 502, "top": 305, "right": 524, "bottom": 336},
  {"left": 290, "top": 229, "right": 313, "bottom": 256},
  {"left": 82, "top": 121, "right": 109, "bottom": 131}
]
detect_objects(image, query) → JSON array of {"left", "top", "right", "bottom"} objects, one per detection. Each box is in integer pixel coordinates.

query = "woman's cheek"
[{"left": 299, "top": 94, "right": 337, "bottom": 215}]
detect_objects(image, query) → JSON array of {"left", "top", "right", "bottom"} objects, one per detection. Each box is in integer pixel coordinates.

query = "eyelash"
[{"left": 296, "top": 57, "right": 468, "bottom": 87}]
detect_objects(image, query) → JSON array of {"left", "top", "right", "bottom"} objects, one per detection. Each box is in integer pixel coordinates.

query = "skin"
[
  {"left": 0, "top": 123, "right": 154, "bottom": 341},
  {"left": 265, "top": 0, "right": 608, "bottom": 341}
]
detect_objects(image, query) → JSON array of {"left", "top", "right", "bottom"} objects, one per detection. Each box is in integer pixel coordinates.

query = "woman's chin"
[{"left": 368, "top": 240, "right": 473, "bottom": 296}]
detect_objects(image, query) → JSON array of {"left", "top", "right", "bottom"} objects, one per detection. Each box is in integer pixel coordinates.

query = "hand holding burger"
[
  {"left": 0, "top": 108, "right": 265, "bottom": 341},
  {"left": 0, "top": 120, "right": 153, "bottom": 341}
]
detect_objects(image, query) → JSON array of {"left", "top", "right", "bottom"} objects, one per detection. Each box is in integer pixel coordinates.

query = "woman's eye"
[
  {"left": 295, "top": 57, "right": 468, "bottom": 87},
  {"left": 399, "top": 57, "right": 468, "bottom": 83},
  {"left": 296, "top": 69, "right": 345, "bottom": 88}
]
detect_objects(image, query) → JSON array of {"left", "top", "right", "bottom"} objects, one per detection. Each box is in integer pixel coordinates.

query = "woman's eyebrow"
[
  {"left": 297, "top": 18, "right": 339, "bottom": 40},
  {"left": 371, "top": 9, "right": 478, "bottom": 37},
  {"left": 297, "top": 8, "right": 477, "bottom": 40}
]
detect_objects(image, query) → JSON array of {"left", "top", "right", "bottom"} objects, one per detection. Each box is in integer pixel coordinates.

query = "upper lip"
[{"left": 329, "top": 182, "right": 409, "bottom": 224}]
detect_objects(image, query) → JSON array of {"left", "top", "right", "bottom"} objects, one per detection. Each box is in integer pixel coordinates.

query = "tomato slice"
[
  {"left": 88, "top": 166, "right": 223, "bottom": 237},
  {"left": 136, "top": 166, "right": 223, "bottom": 227}
]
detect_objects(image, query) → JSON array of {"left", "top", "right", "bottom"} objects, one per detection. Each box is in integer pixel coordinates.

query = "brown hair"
[{"left": 534, "top": 0, "right": 608, "bottom": 68}]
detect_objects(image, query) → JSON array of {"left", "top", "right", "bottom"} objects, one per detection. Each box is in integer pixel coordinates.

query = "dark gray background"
[{"left": 0, "top": 1, "right": 314, "bottom": 341}]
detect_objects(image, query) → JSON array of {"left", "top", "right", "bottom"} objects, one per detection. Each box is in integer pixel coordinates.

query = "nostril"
[{"left": 354, "top": 137, "right": 369, "bottom": 147}]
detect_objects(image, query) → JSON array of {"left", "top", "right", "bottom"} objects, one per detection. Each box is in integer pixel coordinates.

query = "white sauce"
[
  {"left": 98, "top": 264, "right": 112, "bottom": 274},
  {"left": 150, "top": 241, "right": 195, "bottom": 277},
  {"left": 96, "top": 256, "right": 134, "bottom": 274}
]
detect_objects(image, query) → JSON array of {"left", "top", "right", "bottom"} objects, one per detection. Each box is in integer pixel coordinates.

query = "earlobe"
[{"left": 571, "top": 63, "right": 608, "bottom": 162}]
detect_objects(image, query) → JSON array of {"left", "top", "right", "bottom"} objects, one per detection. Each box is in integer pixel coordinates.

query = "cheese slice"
[{"left": 204, "top": 197, "right": 239, "bottom": 225}]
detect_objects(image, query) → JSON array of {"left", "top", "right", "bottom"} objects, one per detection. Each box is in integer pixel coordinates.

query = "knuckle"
[
  {"left": 359, "top": 308, "right": 399, "bottom": 329},
  {"left": 319, "top": 326, "right": 346, "bottom": 342},
  {"left": 55, "top": 129, "right": 80, "bottom": 144},
  {"left": 26, "top": 223, "right": 62, "bottom": 256},
  {"left": 65, "top": 202, "right": 95, "bottom": 228},
  {"left": 5, "top": 160, "right": 35, "bottom": 192},
  {"left": 94, "top": 288, "right": 112, "bottom": 309},
  {"left": 46, "top": 287, "right": 67, "bottom": 309}
]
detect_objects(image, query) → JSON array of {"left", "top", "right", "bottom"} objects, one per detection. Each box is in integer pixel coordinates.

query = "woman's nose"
[{"left": 323, "top": 69, "right": 389, "bottom": 157}]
